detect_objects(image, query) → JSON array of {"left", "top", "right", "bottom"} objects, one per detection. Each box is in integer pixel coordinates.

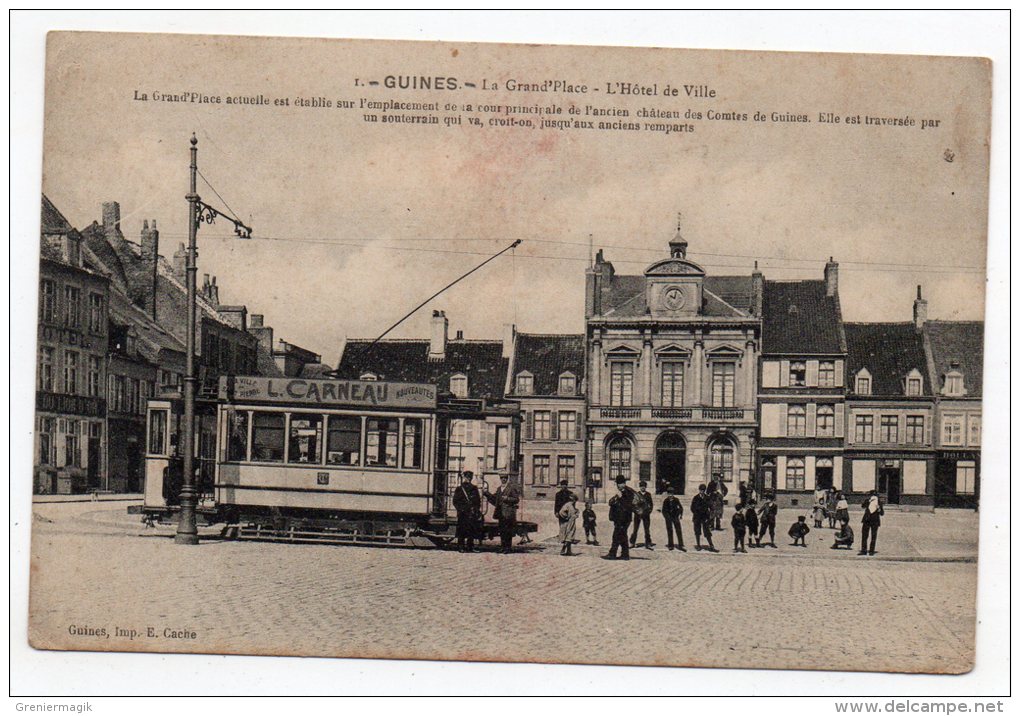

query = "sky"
[{"left": 40, "top": 32, "right": 990, "bottom": 365}]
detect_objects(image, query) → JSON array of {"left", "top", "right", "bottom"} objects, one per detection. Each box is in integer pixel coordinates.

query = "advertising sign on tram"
[{"left": 219, "top": 376, "right": 437, "bottom": 409}]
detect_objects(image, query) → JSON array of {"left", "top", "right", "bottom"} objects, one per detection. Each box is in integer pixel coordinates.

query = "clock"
[{"left": 663, "top": 285, "right": 687, "bottom": 311}]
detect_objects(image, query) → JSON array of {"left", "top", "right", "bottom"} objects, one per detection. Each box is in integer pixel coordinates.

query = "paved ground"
[{"left": 26, "top": 500, "right": 977, "bottom": 674}]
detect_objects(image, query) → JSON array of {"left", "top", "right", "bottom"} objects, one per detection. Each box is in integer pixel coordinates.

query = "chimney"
[
  {"left": 454, "top": 329, "right": 464, "bottom": 340},
  {"left": 429, "top": 310, "right": 448, "bottom": 359},
  {"left": 102, "top": 201, "right": 121, "bottom": 237},
  {"left": 824, "top": 257, "right": 839, "bottom": 297},
  {"left": 502, "top": 323, "right": 516, "bottom": 359},
  {"left": 668, "top": 212, "right": 688, "bottom": 259},
  {"left": 202, "top": 274, "right": 211, "bottom": 301},
  {"left": 913, "top": 285, "right": 928, "bottom": 330},
  {"left": 210, "top": 276, "right": 219, "bottom": 306},
  {"left": 173, "top": 243, "right": 187, "bottom": 279},
  {"left": 250, "top": 314, "right": 264, "bottom": 328},
  {"left": 751, "top": 261, "right": 764, "bottom": 317},
  {"left": 140, "top": 220, "right": 160, "bottom": 320}
]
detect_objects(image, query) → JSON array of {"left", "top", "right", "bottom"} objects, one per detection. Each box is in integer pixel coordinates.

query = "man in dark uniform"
[
  {"left": 603, "top": 475, "right": 635, "bottom": 560},
  {"left": 484, "top": 474, "right": 521, "bottom": 554},
  {"left": 691, "top": 484, "right": 718, "bottom": 552},
  {"left": 452, "top": 471, "right": 481, "bottom": 552},
  {"left": 629, "top": 480, "right": 654, "bottom": 550},
  {"left": 661, "top": 486, "right": 686, "bottom": 551}
]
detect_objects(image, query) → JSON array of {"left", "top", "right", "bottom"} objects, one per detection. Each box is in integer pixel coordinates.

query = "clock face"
[{"left": 663, "top": 285, "right": 687, "bottom": 310}]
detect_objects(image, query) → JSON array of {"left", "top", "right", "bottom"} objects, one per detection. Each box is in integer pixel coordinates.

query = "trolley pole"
[
  {"left": 175, "top": 133, "right": 252, "bottom": 545},
  {"left": 175, "top": 135, "right": 201, "bottom": 545}
]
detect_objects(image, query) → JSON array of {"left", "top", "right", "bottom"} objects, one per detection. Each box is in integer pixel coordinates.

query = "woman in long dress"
[{"left": 558, "top": 494, "right": 579, "bottom": 556}]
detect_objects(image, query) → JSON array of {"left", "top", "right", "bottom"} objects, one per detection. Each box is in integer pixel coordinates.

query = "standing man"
[
  {"left": 859, "top": 489, "right": 884, "bottom": 556},
  {"left": 691, "top": 484, "right": 718, "bottom": 552},
  {"left": 554, "top": 479, "right": 574, "bottom": 519},
  {"left": 661, "top": 486, "right": 686, "bottom": 552},
  {"left": 484, "top": 474, "right": 521, "bottom": 554},
  {"left": 603, "top": 475, "right": 635, "bottom": 561},
  {"left": 630, "top": 480, "right": 654, "bottom": 550},
  {"left": 452, "top": 471, "right": 481, "bottom": 553},
  {"left": 757, "top": 492, "right": 779, "bottom": 548}
]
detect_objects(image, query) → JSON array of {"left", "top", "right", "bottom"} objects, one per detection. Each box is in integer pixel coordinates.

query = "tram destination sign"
[{"left": 219, "top": 376, "right": 437, "bottom": 409}]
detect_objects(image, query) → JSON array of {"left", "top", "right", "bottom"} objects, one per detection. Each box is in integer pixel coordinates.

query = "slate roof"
[
  {"left": 335, "top": 339, "right": 509, "bottom": 400},
  {"left": 41, "top": 195, "right": 73, "bottom": 235},
  {"left": 762, "top": 280, "right": 845, "bottom": 355},
  {"left": 299, "top": 362, "right": 335, "bottom": 380},
  {"left": 509, "top": 334, "right": 585, "bottom": 396},
  {"left": 601, "top": 274, "right": 754, "bottom": 318},
  {"left": 844, "top": 322, "right": 931, "bottom": 396},
  {"left": 108, "top": 287, "right": 186, "bottom": 368},
  {"left": 924, "top": 320, "right": 984, "bottom": 397}
]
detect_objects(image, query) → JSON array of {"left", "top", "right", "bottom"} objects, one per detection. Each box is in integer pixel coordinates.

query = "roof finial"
[{"left": 669, "top": 212, "right": 688, "bottom": 259}]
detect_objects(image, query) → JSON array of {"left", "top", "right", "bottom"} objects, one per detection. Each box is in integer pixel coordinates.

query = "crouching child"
[{"left": 788, "top": 515, "right": 810, "bottom": 547}]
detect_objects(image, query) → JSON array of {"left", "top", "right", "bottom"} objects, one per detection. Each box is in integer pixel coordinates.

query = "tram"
[{"left": 140, "top": 375, "right": 536, "bottom": 546}]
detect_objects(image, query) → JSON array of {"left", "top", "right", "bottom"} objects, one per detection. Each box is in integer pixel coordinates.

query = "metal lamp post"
[{"left": 175, "top": 133, "right": 252, "bottom": 545}]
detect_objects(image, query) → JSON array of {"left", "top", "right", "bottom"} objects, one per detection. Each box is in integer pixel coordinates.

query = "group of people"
[{"left": 454, "top": 470, "right": 885, "bottom": 558}]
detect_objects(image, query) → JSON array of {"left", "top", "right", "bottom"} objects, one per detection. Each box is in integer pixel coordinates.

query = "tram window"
[
  {"left": 226, "top": 410, "right": 249, "bottom": 461},
  {"left": 366, "top": 418, "right": 399, "bottom": 467},
  {"left": 288, "top": 414, "right": 323, "bottom": 464},
  {"left": 326, "top": 415, "right": 361, "bottom": 466},
  {"left": 402, "top": 418, "right": 423, "bottom": 469},
  {"left": 148, "top": 409, "right": 167, "bottom": 455},
  {"left": 251, "top": 412, "right": 285, "bottom": 462}
]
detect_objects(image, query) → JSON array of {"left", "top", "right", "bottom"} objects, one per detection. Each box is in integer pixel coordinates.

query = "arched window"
[
  {"left": 709, "top": 436, "right": 736, "bottom": 484},
  {"left": 558, "top": 372, "right": 576, "bottom": 395},
  {"left": 607, "top": 435, "right": 632, "bottom": 483},
  {"left": 450, "top": 373, "right": 468, "bottom": 398}
]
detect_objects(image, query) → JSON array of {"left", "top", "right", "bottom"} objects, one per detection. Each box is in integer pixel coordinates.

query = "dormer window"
[
  {"left": 855, "top": 369, "right": 872, "bottom": 395},
  {"left": 360, "top": 372, "right": 378, "bottom": 381},
  {"left": 516, "top": 372, "right": 533, "bottom": 395},
  {"left": 558, "top": 372, "right": 576, "bottom": 395},
  {"left": 450, "top": 373, "right": 468, "bottom": 398},
  {"left": 905, "top": 369, "right": 923, "bottom": 397},
  {"left": 789, "top": 361, "right": 807, "bottom": 386},
  {"left": 944, "top": 370, "right": 965, "bottom": 397}
]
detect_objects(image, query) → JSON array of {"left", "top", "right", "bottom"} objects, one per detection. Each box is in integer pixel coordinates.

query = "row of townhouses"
[
  {"left": 34, "top": 196, "right": 329, "bottom": 495},
  {"left": 335, "top": 226, "right": 983, "bottom": 510}
]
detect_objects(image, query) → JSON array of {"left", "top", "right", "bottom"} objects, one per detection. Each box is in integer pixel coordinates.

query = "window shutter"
[
  {"left": 806, "top": 403, "right": 817, "bottom": 437},
  {"left": 924, "top": 415, "right": 931, "bottom": 446},
  {"left": 806, "top": 360, "right": 819, "bottom": 387},
  {"left": 835, "top": 403, "right": 845, "bottom": 438},
  {"left": 805, "top": 455, "right": 816, "bottom": 492},
  {"left": 779, "top": 360, "right": 790, "bottom": 387},
  {"left": 777, "top": 455, "right": 787, "bottom": 487},
  {"left": 762, "top": 361, "right": 780, "bottom": 388},
  {"left": 833, "top": 457, "right": 844, "bottom": 492},
  {"left": 551, "top": 411, "right": 560, "bottom": 441},
  {"left": 778, "top": 403, "right": 788, "bottom": 437},
  {"left": 834, "top": 359, "right": 845, "bottom": 387},
  {"left": 525, "top": 411, "right": 534, "bottom": 441},
  {"left": 576, "top": 412, "right": 583, "bottom": 441}
]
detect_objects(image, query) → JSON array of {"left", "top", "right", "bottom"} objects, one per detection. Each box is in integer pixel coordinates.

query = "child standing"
[
  {"left": 812, "top": 498, "right": 825, "bottom": 528},
  {"left": 744, "top": 501, "right": 759, "bottom": 548},
  {"left": 558, "top": 494, "right": 579, "bottom": 556},
  {"left": 731, "top": 504, "right": 747, "bottom": 553},
  {"left": 788, "top": 515, "right": 811, "bottom": 547},
  {"left": 582, "top": 500, "right": 598, "bottom": 546}
]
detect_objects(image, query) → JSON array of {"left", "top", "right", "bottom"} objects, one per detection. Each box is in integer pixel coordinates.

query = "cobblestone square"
[{"left": 27, "top": 500, "right": 976, "bottom": 674}]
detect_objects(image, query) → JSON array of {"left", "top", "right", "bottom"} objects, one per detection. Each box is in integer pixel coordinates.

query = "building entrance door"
[
  {"left": 87, "top": 436, "right": 101, "bottom": 490},
  {"left": 879, "top": 465, "right": 901, "bottom": 505},
  {"left": 655, "top": 432, "right": 686, "bottom": 494}
]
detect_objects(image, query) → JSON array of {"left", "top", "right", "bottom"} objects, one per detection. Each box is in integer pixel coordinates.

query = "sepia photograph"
[{"left": 10, "top": 10, "right": 1009, "bottom": 701}]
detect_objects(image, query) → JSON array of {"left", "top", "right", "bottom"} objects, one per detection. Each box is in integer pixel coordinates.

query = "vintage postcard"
[{"left": 29, "top": 31, "right": 990, "bottom": 674}]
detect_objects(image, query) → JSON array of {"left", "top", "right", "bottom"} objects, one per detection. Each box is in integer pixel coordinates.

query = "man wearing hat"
[
  {"left": 661, "top": 486, "right": 686, "bottom": 551},
  {"left": 629, "top": 480, "right": 655, "bottom": 550},
  {"left": 690, "top": 483, "right": 718, "bottom": 551},
  {"left": 484, "top": 474, "right": 521, "bottom": 554},
  {"left": 603, "top": 475, "right": 635, "bottom": 560},
  {"left": 553, "top": 478, "right": 575, "bottom": 519},
  {"left": 452, "top": 471, "right": 482, "bottom": 553}
]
